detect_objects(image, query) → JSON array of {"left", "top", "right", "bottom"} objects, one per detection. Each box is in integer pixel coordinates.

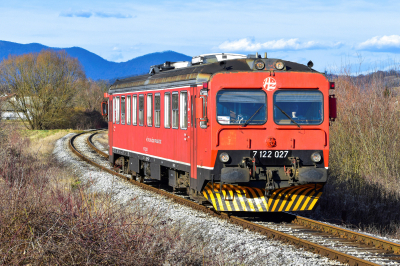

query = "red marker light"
[
  {"left": 329, "top": 82, "right": 335, "bottom": 89},
  {"left": 203, "top": 82, "right": 208, "bottom": 89}
]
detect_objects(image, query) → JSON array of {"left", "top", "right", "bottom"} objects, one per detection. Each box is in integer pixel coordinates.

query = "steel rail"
[
  {"left": 70, "top": 131, "right": 382, "bottom": 266},
  {"left": 293, "top": 215, "right": 400, "bottom": 255},
  {"left": 86, "top": 130, "right": 109, "bottom": 158}
]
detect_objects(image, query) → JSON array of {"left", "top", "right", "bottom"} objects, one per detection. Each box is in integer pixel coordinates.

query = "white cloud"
[
  {"left": 358, "top": 35, "right": 400, "bottom": 52},
  {"left": 218, "top": 38, "right": 342, "bottom": 51},
  {"left": 60, "top": 10, "right": 133, "bottom": 19}
]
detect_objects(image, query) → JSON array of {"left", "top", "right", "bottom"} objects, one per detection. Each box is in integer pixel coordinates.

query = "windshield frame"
[
  {"left": 215, "top": 89, "right": 267, "bottom": 126},
  {"left": 273, "top": 89, "right": 324, "bottom": 126}
]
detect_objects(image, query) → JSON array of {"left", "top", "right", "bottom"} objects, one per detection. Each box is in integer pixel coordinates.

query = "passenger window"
[
  {"left": 116, "top": 96, "right": 120, "bottom": 124},
  {"left": 121, "top": 96, "right": 125, "bottom": 124},
  {"left": 139, "top": 95, "right": 144, "bottom": 126},
  {"left": 155, "top": 94, "right": 160, "bottom": 127},
  {"left": 180, "top": 91, "right": 188, "bottom": 129},
  {"left": 132, "top": 95, "right": 137, "bottom": 125},
  {"left": 172, "top": 92, "right": 179, "bottom": 128},
  {"left": 147, "top": 94, "right": 153, "bottom": 127},
  {"left": 200, "top": 89, "right": 208, "bottom": 128},
  {"left": 126, "top": 95, "right": 131, "bottom": 125},
  {"left": 164, "top": 93, "right": 170, "bottom": 128},
  {"left": 112, "top": 97, "right": 116, "bottom": 124}
]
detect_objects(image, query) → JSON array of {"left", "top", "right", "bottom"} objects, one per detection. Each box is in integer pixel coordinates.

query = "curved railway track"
[{"left": 69, "top": 130, "right": 400, "bottom": 266}]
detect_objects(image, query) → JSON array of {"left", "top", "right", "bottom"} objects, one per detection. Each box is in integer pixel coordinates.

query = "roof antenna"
[
  {"left": 264, "top": 52, "right": 267, "bottom": 59},
  {"left": 307, "top": 60, "right": 314, "bottom": 68}
]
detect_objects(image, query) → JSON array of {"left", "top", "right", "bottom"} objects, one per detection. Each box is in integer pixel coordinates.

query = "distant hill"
[{"left": 0, "top": 40, "right": 192, "bottom": 80}]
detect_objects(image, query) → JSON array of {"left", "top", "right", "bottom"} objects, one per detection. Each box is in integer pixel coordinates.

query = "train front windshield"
[
  {"left": 216, "top": 90, "right": 267, "bottom": 125},
  {"left": 273, "top": 90, "right": 323, "bottom": 125}
]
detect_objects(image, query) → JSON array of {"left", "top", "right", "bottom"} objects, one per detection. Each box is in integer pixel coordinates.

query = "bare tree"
[
  {"left": 0, "top": 50, "right": 86, "bottom": 129},
  {"left": 75, "top": 79, "right": 109, "bottom": 112}
]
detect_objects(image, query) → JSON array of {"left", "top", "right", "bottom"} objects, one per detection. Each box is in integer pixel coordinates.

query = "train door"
[
  {"left": 190, "top": 87, "right": 197, "bottom": 180},
  {"left": 179, "top": 90, "right": 190, "bottom": 164},
  {"left": 108, "top": 97, "right": 113, "bottom": 155}
]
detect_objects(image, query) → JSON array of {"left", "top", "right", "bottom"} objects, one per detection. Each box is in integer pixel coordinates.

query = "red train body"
[{"left": 103, "top": 54, "right": 336, "bottom": 212}]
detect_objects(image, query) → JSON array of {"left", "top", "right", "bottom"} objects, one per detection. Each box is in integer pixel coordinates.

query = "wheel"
[{"left": 136, "top": 174, "right": 144, "bottom": 183}]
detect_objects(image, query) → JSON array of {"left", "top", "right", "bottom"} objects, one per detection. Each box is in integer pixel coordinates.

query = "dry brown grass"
[
  {"left": 310, "top": 70, "right": 400, "bottom": 238},
  {"left": 23, "top": 129, "right": 82, "bottom": 160},
  {"left": 0, "top": 125, "right": 222, "bottom": 265}
]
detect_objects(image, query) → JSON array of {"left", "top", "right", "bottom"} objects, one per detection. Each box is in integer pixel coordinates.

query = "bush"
[
  {"left": 313, "top": 69, "right": 400, "bottom": 237},
  {"left": 0, "top": 125, "right": 212, "bottom": 265}
]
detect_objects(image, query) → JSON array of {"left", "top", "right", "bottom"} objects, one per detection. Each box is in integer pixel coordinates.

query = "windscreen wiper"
[
  {"left": 274, "top": 104, "right": 301, "bottom": 128},
  {"left": 242, "top": 105, "right": 263, "bottom": 127}
]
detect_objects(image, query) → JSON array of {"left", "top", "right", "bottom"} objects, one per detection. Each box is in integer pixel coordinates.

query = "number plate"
[{"left": 252, "top": 150, "right": 292, "bottom": 165}]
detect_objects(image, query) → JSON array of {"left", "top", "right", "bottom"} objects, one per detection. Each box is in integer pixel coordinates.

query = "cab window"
[
  {"left": 216, "top": 90, "right": 266, "bottom": 125},
  {"left": 273, "top": 90, "right": 323, "bottom": 125}
]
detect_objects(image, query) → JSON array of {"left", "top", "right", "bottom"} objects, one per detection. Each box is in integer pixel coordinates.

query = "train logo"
[{"left": 263, "top": 77, "right": 276, "bottom": 91}]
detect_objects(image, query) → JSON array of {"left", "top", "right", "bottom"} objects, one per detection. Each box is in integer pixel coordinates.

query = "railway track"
[{"left": 69, "top": 130, "right": 400, "bottom": 266}]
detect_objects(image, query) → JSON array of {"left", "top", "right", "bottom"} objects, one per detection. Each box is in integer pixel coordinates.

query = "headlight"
[
  {"left": 275, "top": 60, "right": 285, "bottom": 70},
  {"left": 219, "top": 152, "right": 230, "bottom": 163},
  {"left": 255, "top": 60, "right": 265, "bottom": 70},
  {"left": 311, "top": 152, "right": 322, "bottom": 163}
]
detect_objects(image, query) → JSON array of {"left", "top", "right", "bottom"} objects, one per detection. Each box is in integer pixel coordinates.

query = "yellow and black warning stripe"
[{"left": 202, "top": 183, "right": 324, "bottom": 212}]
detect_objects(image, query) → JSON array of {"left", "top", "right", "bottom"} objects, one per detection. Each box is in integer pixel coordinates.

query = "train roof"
[{"left": 109, "top": 54, "right": 319, "bottom": 93}]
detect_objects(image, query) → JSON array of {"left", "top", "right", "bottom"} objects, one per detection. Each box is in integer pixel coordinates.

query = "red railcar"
[{"left": 102, "top": 53, "right": 336, "bottom": 212}]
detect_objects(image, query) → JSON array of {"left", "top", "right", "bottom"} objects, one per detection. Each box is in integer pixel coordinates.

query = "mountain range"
[{"left": 0, "top": 41, "right": 192, "bottom": 80}]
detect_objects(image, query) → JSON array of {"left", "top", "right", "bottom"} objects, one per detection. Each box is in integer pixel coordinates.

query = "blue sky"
[{"left": 1, "top": 0, "right": 400, "bottom": 73}]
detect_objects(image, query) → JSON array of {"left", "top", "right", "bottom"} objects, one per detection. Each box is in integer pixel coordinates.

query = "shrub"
[
  {"left": 313, "top": 69, "right": 400, "bottom": 237},
  {"left": 0, "top": 126, "right": 212, "bottom": 265}
]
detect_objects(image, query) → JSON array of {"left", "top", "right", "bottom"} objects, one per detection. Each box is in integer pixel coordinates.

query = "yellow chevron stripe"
[
  {"left": 215, "top": 192, "right": 225, "bottom": 211},
  {"left": 221, "top": 189, "right": 233, "bottom": 211},
  {"left": 271, "top": 187, "right": 295, "bottom": 211},
  {"left": 236, "top": 189, "right": 248, "bottom": 211},
  {"left": 300, "top": 190, "right": 316, "bottom": 211},
  {"left": 268, "top": 186, "right": 294, "bottom": 209},
  {"left": 292, "top": 187, "right": 314, "bottom": 211},
  {"left": 278, "top": 195, "right": 292, "bottom": 212},
  {"left": 207, "top": 188, "right": 218, "bottom": 210},
  {"left": 203, "top": 191, "right": 209, "bottom": 200},
  {"left": 254, "top": 187, "right": 269, "bottom": 211},
  {"left": 202, "top": 183, "right": 324, "bottom": 212},
  {"left": 228, "top": 185, "right": 241, "bottom": 211},
  {"left": 243, "top": 188, "right": 257, "bottom": 211},
  {"left": 284, "top": 188, "right": 303, "bottom": 211},
  {"left": 247, "top": 188, "right": 264, "bottom": 212},
  {"left": 308, "top": 191, "right": 323, "bottom": 210}
]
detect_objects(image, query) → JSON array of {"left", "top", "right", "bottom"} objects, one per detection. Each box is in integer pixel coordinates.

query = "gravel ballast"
[{"left": 53, "top": 133, "right": 343, "bottom": 265}]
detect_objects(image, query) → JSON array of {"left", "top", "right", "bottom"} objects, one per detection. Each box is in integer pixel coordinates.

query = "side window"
[
  {"left": 200, "top": 89, "right": 208, "bottom": 128},
  {"left": 180, "top": 91, "right": 188, "bottom": 129},
  {"left": 139, "top": 94, "right": 144, "bottom": 126},
  {"left": 126, "top": 95, "right": 131, "bottom": 125},
  {"left": 164, "top": 92, "right": 170, "bottom": 128},
  {"left": 155, "top": 93, "right": 160, "bottom": 127},
  {"left": 147, "top": 94, "right": 153, "bottom": 127},
  {"left": 116, "top": 96, "right": 120, "bottom": 124},
  {"left": 132, "top": 95, "right": 137, "bottom": 125},
  {"left": 172, "top": 92, "right": 179, "bottom": 128},
  {"left": 121, "top": 96, "right": 125, "bottom": 124}
]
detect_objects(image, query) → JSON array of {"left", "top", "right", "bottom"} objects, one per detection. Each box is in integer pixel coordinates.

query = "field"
[
  {"left": 1, "top": 68, "right": 400, "bottom": 264},
  {"left": 0, "top": 126, "right": 219, "bottom": 265}
]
